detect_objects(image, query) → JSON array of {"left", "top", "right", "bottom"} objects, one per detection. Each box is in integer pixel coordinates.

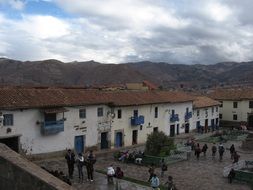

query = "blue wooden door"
[
  {"left": 101, "top": 132, "right": 108, "bottom": 149},
  {"left": 116, "top": 132, "right": 123, "bottom": 147},
  {"left": 75, "top": 135, "right": 85, "bottom": 154}
]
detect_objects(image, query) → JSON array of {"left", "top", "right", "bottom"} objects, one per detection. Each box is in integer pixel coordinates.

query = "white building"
[
  {"left": 209, "top": 88, "right": 253, "bottom": 129},
  {"left": 0, "top": 87, "right": 195, "bottom": 155},
  {"left": 192, "top": 96, "right": 220, "bottom": 133}
]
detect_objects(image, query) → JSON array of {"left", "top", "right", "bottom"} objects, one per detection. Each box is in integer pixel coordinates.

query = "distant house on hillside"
[{"left": 208, "top": 88, "right": 253, "bottom": 129}]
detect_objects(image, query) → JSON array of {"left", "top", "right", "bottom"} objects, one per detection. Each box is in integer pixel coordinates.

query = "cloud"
[
  {"left": 0, "top": 0, "right": 25, "bottom": 10},
  {"left": 0, "top": 0, "right": 253, "bottom": 64}
]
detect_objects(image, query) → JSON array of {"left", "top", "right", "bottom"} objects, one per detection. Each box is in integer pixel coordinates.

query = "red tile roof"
[
  {"left": 208, "top": 88, "right": 253, "bottom": 101},
  {"left": 193, "top": 96, "right": 221, "bottom": 109},
  {"left": 0, "top": 87, "right": 194, "bottom": 109}
]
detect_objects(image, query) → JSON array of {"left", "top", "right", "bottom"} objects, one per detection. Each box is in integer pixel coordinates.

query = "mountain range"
[{"left": 0, "top": 58, "right": 253, "bottom": 89}]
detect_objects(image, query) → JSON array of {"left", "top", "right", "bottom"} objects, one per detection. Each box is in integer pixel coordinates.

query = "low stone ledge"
[{"left": 0, "top": 143, "right": 75, "bottom": 190}]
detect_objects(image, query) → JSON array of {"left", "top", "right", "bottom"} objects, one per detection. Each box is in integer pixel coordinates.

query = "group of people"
[
  {"left": 65, "top": 149, "right": 96, "bottom": 182},
  {"left": 106, "top": 164, "right": 124, "bottom": 183},
  {"left": 148, "top": 163, "right": 177, "bottom": 190},
  {"left": 191, "top": 141, "right": 240, "bottom": 163}
]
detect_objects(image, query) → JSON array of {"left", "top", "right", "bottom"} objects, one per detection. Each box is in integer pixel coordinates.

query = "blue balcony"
[
  {"left": 131, "top": 115, "right": 144, "bottom": 126},
  {"left": 41, "top": 120, "right": 64, "bottom": 135},
  {"left": 170, "top": 114, "right": 179, "bottom": 122},
  {"left": 185, "top": 112, "right": 192, "bottom": 121}
]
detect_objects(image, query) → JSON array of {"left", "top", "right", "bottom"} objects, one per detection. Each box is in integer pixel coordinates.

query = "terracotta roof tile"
[
  {"left": 0, "top": 87, "right": 194, "bottom": 109},
  {"left": 193, "top": 96, "right": 221, "bottom": 109},
  {"left": 208, "top": 88, "right": 253, "bottom": 100}
]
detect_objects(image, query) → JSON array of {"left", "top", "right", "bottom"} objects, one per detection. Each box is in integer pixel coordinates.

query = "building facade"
[
  {"left": 0, "top": 87, "right": 196, "bottom": 155},
  {"left": 209, "top": 89, "right": 253, "bottom": 129},
  {"left": 192, "top": 96, "right": 220, "bottom": 133}
]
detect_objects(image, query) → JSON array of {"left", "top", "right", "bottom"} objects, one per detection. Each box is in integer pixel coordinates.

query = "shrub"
[{"left": 145, "top": 131, "right": 174, "bottom": 156}]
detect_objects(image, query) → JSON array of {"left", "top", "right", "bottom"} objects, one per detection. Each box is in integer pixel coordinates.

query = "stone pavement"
[
  {"left": 35, "top": 132, "right": 253, "bottom": 190},
  {"left": 36, "top": 158, "right": 151, "bottom": 190},
  {"left": 93, "top": 140, "right": 252, "bottom": 190}
]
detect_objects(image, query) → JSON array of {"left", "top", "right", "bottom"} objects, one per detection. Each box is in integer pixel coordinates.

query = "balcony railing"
[
  {"left": 185, "top": 112, "right": 192, "bottom": 121},
  {"left": 170, "top": 114, "right": 179, "bottom": 122},
  {"left": 131, "top": 115, "right": 144, "bottom": 126},
  {"left": 41, "top": 120, "right": 64, "bottom": 135}
]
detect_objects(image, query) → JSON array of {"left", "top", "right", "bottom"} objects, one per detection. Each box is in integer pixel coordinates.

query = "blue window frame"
[
  {"left": 155, "top": 107, "right": 158, "bottom": 118},
  {"left": 3, "top": 114, "right": 13, "bottom": 126}
]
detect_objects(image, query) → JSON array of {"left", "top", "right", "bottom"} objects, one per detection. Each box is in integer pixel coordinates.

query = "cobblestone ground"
[{"left": 36, "top": 140, "right": 253, "bottom": 190}]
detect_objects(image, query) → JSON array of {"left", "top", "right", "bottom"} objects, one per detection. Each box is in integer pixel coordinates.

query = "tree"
[{"left": 145, "top": 131, "right": 175, "bottom": 156}]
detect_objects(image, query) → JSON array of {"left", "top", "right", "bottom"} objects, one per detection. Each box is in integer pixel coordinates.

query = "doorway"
[
  {"left": 101, "top": 132, "right": 109, "bottom": 149},
  {"left": 170, "top": 125, "right": 175, "bottom": 137},
  {"left": 0, "top": 136, "right": 19, "bottom": 152},
  {"left": 185, "top": 123, "right": 190, "bottom": 133},
  {"left": 132, "top": 130, "right": 138, "bottom": 145},
  {"left": 205, "top": 119, "right": 208, "bottom": 133},
  {"left": 176, "top": 124, "right": 179, "bottom": 135},
  {"left": 248, "top": 115, "right": 253, "bottom": 129},
  {"left": 115, "top": 132, "right": 123, "bottom": 148},
  {"left": 74, "top": 135, "right": 85, "bottom": 154},
  {"left": 153, "top": 127, "right": 158, "bottom": 132}
]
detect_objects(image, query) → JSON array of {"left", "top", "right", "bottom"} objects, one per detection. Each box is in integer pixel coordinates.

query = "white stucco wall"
[
  {"left": 193, "top": 106, "right": 219, "bottom": 129},
  {"left": 111, "top": 101, "right": 193, "bottom": 147},
  {"left": 0, "top": 105, "right": 111, "bottom": 155},
  {"left": 219, "top": 100, "right": 253, "bottom": 122},
  {"left": 0, "top": 101, "right": 194, "bottom": 154}
]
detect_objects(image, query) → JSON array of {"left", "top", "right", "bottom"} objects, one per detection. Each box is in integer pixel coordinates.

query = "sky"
[{"left": 0, "top": 0, "right": 253, "bottom": 64}]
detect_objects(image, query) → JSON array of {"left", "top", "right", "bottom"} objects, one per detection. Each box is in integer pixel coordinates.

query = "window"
[
  {"left": 212, "top": 107, "right": 214, "bottom": 114},
  {"left": 205, "top": 109, "right": 208, "bottom": 117},
  {"left": 233, "top": 102, "right": 238, "bottom": 108},
  {"left": 3, "top": 114, "right": 13, "bottom": 126},
  {"left": 219, "top": 114, "right": 222, "bottom": 119},
  {"left": 154, "top": 107, "right": 158, "bottom": 118},
  {"left": 186, "top": 107, "right": 189, "bottom": 113},
  {"left": 97, "top": 107, "right": 103, "bottom": 117},
  {"left": 197, "top": 110, "right": 200, "bottom": 117},
  {"left": 233, "top": 114, "right": 237, "bottom": 121},
  {"left": 133, "top": 110, "right": 138, "bottom": 117},
  {"left": 171, "top": 109, "right": 175, "bottom": 116},
  {"left": 79, "top": 108, "right": 86, "bottom": 119},
  {"left": 249, "top": 101, "right": 253, "bottom": 108},
  {"left": 220, "top": 101, "right": 223, "bottom": 107},
  {"left": 117, "top": 109, "right": 122, "bottom": 119},
  {"left": 216, "top": 106, "right": 218, "bottom": 112}
]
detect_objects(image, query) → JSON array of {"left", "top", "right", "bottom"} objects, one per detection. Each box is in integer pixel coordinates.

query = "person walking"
[
  {"left": 150, "top": 174, "right": 160, "bottom": 190},
  {"left": 65, "top": 149, "right": 75, "bottom": 179},
  {"left": 107, "top": 164, "right": 115, "bottom": 183},
  {"left": 86, "top": 150, "right": 96, "bottom": 182},
  {"left": 233, "top": 151, "right": 240, "bottom": 163},
  {"left": 115, "top": 167, "right": 124, "bottom": 189},
  {"left": 218, "top": 143, "right": 225, "bottom": 161},
  {"left": 160, "top": 159, "right": 167, "bottom": 177},
  {"left": 165, "top": 176, "right": 177, "bottom": 190},
  {"left": 229, "top": 144, "right": 235, "bottom": 160},
  {"left": 202, "top": 144, "right": 208, "bottom": 157},
  {"left": 76, "top": 153, "right": 84, "bottom": 182},
  {"left": 148, "top": 164, "right": 155, "bottom": 182},
  {"left": 228, "top": 169, "right": 235, "bottom": 183},
  {"left": 195, "top": 143, "right": 201, "bottom": 160},
  {"left": 211, "top": 143, "right": 217, "bottom": 159}
]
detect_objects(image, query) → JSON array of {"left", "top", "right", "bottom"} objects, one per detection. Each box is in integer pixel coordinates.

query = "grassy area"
[{"left": 96, "top": 169, "right": 168, "bottom": 190}]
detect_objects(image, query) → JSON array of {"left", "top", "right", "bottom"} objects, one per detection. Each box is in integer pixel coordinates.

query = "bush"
[{"left": 145, "top": 131, "right": 174, "bottom": 156}]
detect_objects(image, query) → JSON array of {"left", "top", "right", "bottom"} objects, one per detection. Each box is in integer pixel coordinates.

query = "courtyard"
[{"left": 36, "top": 133, "right": 253, "bottom": 190}]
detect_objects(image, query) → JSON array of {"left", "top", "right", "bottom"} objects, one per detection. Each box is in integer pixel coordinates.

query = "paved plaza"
[{"left": 36, "top": 137, "right": 253, "bottom": 190}]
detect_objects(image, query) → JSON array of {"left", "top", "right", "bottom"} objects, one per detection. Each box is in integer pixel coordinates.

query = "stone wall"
[{"left": 0, "top": 143, "right": 75, "bottom": 190}]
